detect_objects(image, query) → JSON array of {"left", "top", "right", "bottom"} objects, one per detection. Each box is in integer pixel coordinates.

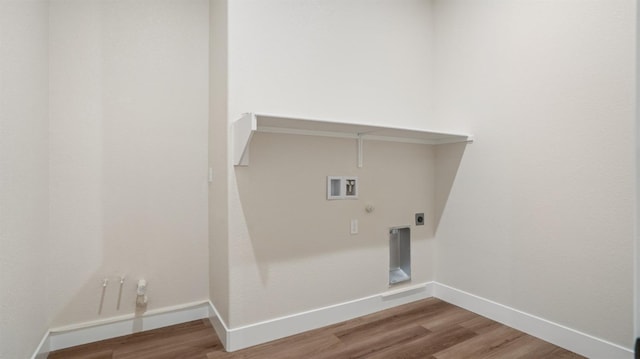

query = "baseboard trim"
[
  {"left": 46, "top": 301, "right": 211, "bottom": 352},
  {"left": 31, "top": 329, "right": 51, "bottom": 359},
  {"left": 31, "top": 282, "right": 633, "bottom": 358},
  {"left": 433, "top": 282, "right": 633, "bottom": 359},
  {"left": 220, "top": 282, "right": 433, "bottom": 351},
  {"left": 33, "top": 283, "right": 433, "bottom": 354},
  {"left": 207, "top": 300, "right": 230, "bottom": 349}
]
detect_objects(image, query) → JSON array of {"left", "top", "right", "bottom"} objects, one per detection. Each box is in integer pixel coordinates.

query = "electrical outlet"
[
  {"left": 415, "top": 213, "right": 425, "bottom": 226},
  {"left": 350, "top": 219, "right": 358, "bottom": 235}
]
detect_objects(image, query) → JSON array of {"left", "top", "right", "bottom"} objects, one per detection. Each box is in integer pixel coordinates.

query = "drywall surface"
[
  {"left": 209, "top": 0, "right": 230, "bottom": 324},
  {"left": 48, "top": 0, "right": 209, "bottom": 327},
  {"left": 227, "top": 0, "right": 434, "bottom": 127},
  {"left": 226, "top": 0, "right": 437, "bottom": 327},
  {"left": 432, "top": 0, "right": 635, "bottom": 348},
  {"left": 234, "top": 134, "right": 434, "bottom": 326},
  {"left": 48, "top": 0, "right": 104, "bottom": 328},
  {"left": 636, "top": 0, "right": 640, "bottom": 340},
  {"left": 0, "top": 0, "right": 50, "bottom": 357}
]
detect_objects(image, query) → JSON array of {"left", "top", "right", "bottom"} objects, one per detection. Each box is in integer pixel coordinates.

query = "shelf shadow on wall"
[
  {"left": 434, "top": 141, "right": 468, "bottom": 232},
  {"left": 234, "top": 132, "right": 470, "bottom": 286},
  {"left": 233, "top": 134, "right": 389, "bottom": 281}
]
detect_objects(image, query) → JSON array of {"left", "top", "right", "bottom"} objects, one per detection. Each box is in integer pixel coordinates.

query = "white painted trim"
[
  {"left": 47, "top": 301, "right": 211, "bottom": 351},
  {"left": 30, "top": 283, "right": 632, "bottom": 357},
  {"left": 635, "top": 0, "right": 640, "bottom": 342},
  {"left": 233, "top": 112, "right": 256, "bottom": 166},
  {"left": 258, "top": 126, "right": 449, "bottom": 145},
  {"left": 357, "top": 134, "right": 363, "bottom": 168},
  {"left": 252, "top": 112, "right": 472, "bottom": 140},
  {"left": 222, "top": 282, "right": 433, "bottom": 352},
  {"left": 207, "top": 300, "right": 230, "bottom": 350},
  {"left": 232, "top": 112, "right": 474, "bottom": 166},
  {"left": 433, "top": 283, "right": 633, "bottom": 359},
  {"left": 362, "top": 134, "right": 455, "bottom": 145},
  {"left": 256, "top": 126, "right": 475, "bottom": 146},
  {"left": 30, "top": 330, "right": 50, "bottom": 359},
  {"left": 381, "top": 283, "right": 430, "bottom": 298},
  {"left": 258, "top": 126, "right": 359, "bottom": 140}
]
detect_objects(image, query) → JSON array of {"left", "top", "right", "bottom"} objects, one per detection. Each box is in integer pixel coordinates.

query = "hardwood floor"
[
  {"left": 48, "top": 298, "right": 584, "bottom": 359},
  {"left": 48, "top": 320, "right": 222, "bottom": 359}
]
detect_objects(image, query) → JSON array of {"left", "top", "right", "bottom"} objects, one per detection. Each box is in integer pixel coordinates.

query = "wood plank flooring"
[{"left": 48, "top": 298, "right": 584, "bottom": 359}]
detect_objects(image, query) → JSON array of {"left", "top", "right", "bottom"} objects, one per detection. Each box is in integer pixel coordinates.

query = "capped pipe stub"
[{"left": 137, "top": 279, "right": 147, "bottom": 295}]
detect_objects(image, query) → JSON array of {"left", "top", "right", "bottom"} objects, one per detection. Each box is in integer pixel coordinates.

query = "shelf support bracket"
[{"left": 357, "top": 134, "right": 363, "bottom": 168}]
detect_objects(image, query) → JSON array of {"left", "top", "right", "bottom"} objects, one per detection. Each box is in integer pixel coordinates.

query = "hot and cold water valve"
[{"left": 327, "top": 176, "right": 358, "bottom": 200}]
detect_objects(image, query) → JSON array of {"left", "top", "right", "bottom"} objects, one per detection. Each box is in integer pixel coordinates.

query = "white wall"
[
  {"left": 1, "top": 0, "right": 635, "bottom": 355},
  {"left": 432, "top": 0, "right": 636, "bottom": 348},
  {"left": 48, "top": 0, "right": 104, "bottom": 328},
  {"left": 48, "top": 0, "right": 210, "bottom": 328},
  {"left": 636, "top": 0, "right": 640, "bottom": 341},
  {"left": 226, "top": 0, "right": 436, "bottom": 327},
  {"left": 224, "top": 0, "right": 636, "bottom": 350},
  {"left": 228, "top": 0, "right": 434, "bottom": 127},
  {"left": 0, "top": 0, "right": 50, "bottom": 357},
  {"left": 209, "top": 0, "right": 230, "bottom": 324}
]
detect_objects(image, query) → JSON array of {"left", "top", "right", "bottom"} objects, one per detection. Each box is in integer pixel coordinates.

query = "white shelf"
[{"left": 233, "top": 113, "right": 474, "bottom": 166}]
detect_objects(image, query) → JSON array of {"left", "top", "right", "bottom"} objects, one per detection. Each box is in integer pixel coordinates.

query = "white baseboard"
[
  {"left": 32, "top": 282, "right": 634, "bottom": 359},
  {"left": 207, "top": 300, "right": 230, "bottom": 349},
  {"left": 31, "top": 330, "right": 51, "bottom": 359},
  {"left": 45, "top": 301, "right": 211, "bottom": 352},
  {"left": 433, "top": 282, "right": 633, "bottom": 359},
  {"left": 219, "top": 282, "right": 434, "bottom": 351},
  {"left": 32, "top": 283, "right": 432, "bottom": 355}
]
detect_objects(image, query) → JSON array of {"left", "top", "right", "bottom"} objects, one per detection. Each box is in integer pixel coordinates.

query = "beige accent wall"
[
  {"left": 233, "top": 132, "right": 435, "bottom": 326},
  {"left": 0, "top": 1, "right": 50, "bottom": 357}
]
